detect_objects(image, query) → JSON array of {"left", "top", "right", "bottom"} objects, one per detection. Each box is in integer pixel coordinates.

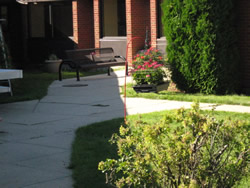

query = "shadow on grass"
[
  {"left": 70, "top": 118, "right": 124, "bottom": 188},
  {"left": 0, "top": 70, "right": 106, "bottom": 104}
]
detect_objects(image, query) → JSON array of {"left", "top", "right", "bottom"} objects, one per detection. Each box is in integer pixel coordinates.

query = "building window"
[
  {"left": 157, "top": 0, "right": 163, "bottom": 38},
  {"left": 100, "top": 0, "right": 126, "bottom": 37},
  {"left": 28, "top": 2, "right": 73, "bottom": 39}
]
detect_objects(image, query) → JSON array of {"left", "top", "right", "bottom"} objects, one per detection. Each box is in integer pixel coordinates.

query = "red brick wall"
[
  {"left": 236, "top": 0, "right": 250, "bottom": 91},
  {"left": 73, "top": 0, "right": 94, "bottom": 49},
  {"left": 73, "top": 0, "right": 159, "bottom": 65},
  {"left": 126, "top": 0, "right": 150, "bottom": 63}
]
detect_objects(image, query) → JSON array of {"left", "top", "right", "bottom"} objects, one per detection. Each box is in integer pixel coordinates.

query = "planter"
[
  {"left": 133, "top": 82, "right": 170, "bottom": 93},
  {"left": 44, "top": 59, "right": 62, "bottom": 73}
]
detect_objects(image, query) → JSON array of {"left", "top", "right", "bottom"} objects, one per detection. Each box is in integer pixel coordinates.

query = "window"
[
  {"left": 28, "top": 2, "right": 73, "bottom": 38},
  {"left": 100, "top": 0, "right": 126, "bottom": 37}
]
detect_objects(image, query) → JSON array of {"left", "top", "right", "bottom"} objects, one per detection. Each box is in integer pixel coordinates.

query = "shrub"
[
  {"left": 161, "top": 0, "right": 239, "bottom": 94},
  {"left": 99, "top": 103, "right": 249, "bottom": 187},
  {"left": 130, "top": 47, "right": 167, "bottom": 85}
]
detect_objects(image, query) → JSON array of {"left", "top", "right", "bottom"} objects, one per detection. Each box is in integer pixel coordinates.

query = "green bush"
[
  {"left": 98, "top": 103, "right": 249, "bottom": 187},
  {"left": 161, "top": 0, "right": 239, "bottom": 94}
]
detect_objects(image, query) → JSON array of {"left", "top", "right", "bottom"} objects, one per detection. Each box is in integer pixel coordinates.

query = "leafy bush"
[
  {"left": 161, "top": 0, "right": 239, "bottom": 94},
  {"left": 99, "top": 103, "right": 249, "bottom": 187},
  {"left": 130, "top": 47, "right": 167, "bottom": 85}
]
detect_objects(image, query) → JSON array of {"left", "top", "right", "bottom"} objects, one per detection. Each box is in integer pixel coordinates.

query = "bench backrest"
[{"left": 65, "top": 48, "right": 115, "bottom": 63}]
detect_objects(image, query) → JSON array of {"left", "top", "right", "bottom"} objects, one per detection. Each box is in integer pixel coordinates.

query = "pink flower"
[
  {"left": 141, "top": 56, "right": 145, "bottom": 59},
  {"left": 154, "top": 64, "right": 163, "bottom": 69},
  {"left": 137, "top": 65, "right": 142, "bottom": 69},
  {"left": 152, "top": 61, "right": 158, "bottom": 66},
  {"left": 146, "top": 74, "right": 151, "bottom": 78}
]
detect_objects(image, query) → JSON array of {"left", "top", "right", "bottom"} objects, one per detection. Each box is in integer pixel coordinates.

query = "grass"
[
  {"left": 70, "top": 110, "right": 250, "bottom": 188},
  {"left": 70, "top": 118, "right": 123, "bottom": 188},
  {"left": 0, "top": 70, "right": 105, "bottom": 104},
  {"left": 122, "top": 83, "right": 250, "bottom": 106}
]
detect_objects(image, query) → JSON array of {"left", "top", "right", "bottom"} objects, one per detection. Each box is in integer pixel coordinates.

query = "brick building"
[
  {"left": 73, "top": 0, "right": 250, "bottom": 93},
  {"left": 72, "top": 0, "right": 166, "bottom": 62},
  {"left": 1, "top": 0, "right": 250, "bottom": 93}
]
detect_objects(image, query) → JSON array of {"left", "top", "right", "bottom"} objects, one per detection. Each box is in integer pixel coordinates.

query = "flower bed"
[{"left": 129, "top": 47, "right": 169, "bottom": 92}]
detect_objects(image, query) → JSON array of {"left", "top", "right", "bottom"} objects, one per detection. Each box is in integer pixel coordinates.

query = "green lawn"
[
  {"left": 70, "top": 110, "right": 250, "bottom": 188},
  {"left": 0, "top": 70, "right": 105, "bottom": 104},
  {"left": 122, "top": 83, "right": 250, "bottom": 106}
]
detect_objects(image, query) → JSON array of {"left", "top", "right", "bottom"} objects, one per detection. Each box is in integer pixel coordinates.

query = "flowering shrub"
[
  {"left": 130, "top": 48, "right": 167, "bottom": 85},
  {"left": 98, "top": 103, "right": 249, "bottom": 188}
]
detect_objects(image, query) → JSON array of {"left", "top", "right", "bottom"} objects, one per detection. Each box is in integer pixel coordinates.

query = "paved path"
[{"left": 0, "top": 70, "right": 249, "bottom": 188}]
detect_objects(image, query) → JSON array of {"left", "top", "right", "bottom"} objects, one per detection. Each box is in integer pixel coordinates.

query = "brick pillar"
[
  {"left": 72, "top": 1, "right": 78, "bottom": 44},
  {"left": 126, "top": 0, "right": 150, "bottom": 64},
  {"left": 126, "top": 0, "right": 132, "bottom": 63},
  {"left": 236, "top": 0, "right": 250, "bottom": 92},
  {"left": 93, "top": 0, "right": 100, "bottom": 48},
  {"left": 150, "top": 0, "right": 157, "bottom": 48},
  {"left": 73, "top": 0, "right": 94, "bottom": 49}
]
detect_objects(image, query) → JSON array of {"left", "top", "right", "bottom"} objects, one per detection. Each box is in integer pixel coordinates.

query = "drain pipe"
[{"left": 124, "top": 37, "right": 142, "bottom": 123}]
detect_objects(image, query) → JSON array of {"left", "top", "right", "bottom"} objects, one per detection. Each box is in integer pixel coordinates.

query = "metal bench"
[{"left": 58, "top": 47, "right": 127, "bottom": 81}]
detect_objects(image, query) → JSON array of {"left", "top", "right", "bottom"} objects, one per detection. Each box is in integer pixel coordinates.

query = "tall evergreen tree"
[{"left": 162, "top": 0, "right": 239, "bottom": 94}]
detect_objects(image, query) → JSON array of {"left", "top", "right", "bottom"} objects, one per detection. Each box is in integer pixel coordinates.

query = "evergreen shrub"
[
  {"left": 161, "top": 0, "right": 239, "bottom": 94},
  {"left": 98, "top": 103, "right": 249, "bottom": 187}
]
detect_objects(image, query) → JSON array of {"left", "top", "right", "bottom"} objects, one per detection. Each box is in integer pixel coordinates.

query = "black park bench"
[{"left": 58, "top": 47, "right": 127, "bottom": 81}]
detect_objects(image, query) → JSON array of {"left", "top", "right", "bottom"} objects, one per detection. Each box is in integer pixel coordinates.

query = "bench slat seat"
[{"left": 59, "top": 47, "right": 127, "bottom": 81}]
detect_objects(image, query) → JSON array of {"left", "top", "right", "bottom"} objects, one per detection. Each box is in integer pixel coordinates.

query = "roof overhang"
[{"left": 16, "top": 0, "right": 71, "bottom": 5}]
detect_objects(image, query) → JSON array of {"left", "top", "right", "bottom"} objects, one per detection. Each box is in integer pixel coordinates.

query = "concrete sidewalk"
[{"left": 0, "top": 70, "right": 249, "bottom": 188}]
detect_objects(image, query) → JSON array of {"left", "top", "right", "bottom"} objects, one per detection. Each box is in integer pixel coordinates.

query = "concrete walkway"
[{"left": 0, "top": 70, "right": 249, "bottom": 188}]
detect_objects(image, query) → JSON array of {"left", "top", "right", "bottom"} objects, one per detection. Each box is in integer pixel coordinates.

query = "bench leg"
[
  {"left": 108, "top": 67, "right": 110, "bottom": 76},
  {"left": 76, "top": 68, "right": 80, "bottom": 81},
  {"left": 126, "top": 64, "right": 128, "bottom": 76},
  {"left": 58, "top": 62, "right": 63, "bottom": 81}
]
